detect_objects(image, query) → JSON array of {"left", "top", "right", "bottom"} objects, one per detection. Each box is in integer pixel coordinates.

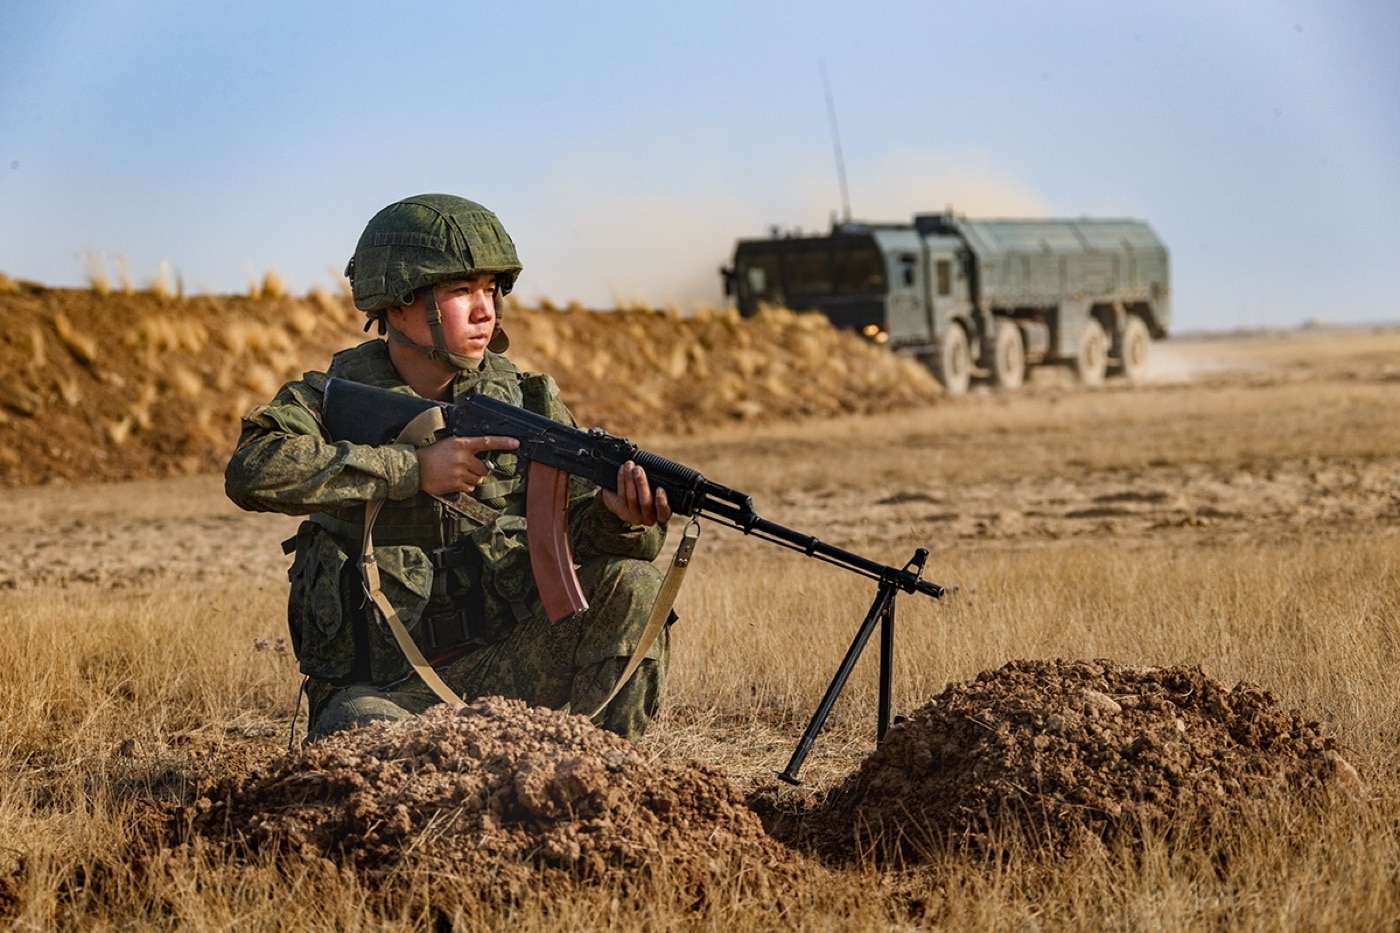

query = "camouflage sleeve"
[
  {"left": 224, "top": 375, "right": 420, "bottom": 515},
  {"left": 569, "top": 492, "right": 668, "bottom": 562}
]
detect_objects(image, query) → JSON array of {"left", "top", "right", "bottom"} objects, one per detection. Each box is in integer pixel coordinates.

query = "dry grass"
[
  {"left": 50, "top": 311, "right": 98, "bottom": 368},
  {"left": 2, "top": 295, "right": 1400, "bottom": 924},
  {"left": 260, "top": 269, "right": 287, "bottom": 299},
  {"left": 81, "top": 252, "right": 111, "bottom": 295},
  {"left": 2, "top": 322, "right": 1400, "bottom": 927},
  {"left": 114, "top": 256, "right": 134, "bottom": 295},
  {"left": 4, "top": 507, "right": 1399, "bottom": 927},
  {"left": 246, "top": 268, "right": 288, "bottom": 301}
]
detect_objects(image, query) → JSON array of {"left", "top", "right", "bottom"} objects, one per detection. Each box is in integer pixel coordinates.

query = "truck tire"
[
  {"left": 933, "top": 324, "right": 972, "bottom": 396},
  {"left": 1113, "top": 316, "right": 1151, "bottom": 382},
  {"left": 1076, "top": 319, "right": 1108, "bottom": 387},
  {"left": 989, "top": 318, "right": 1026, "bottom": 389}
]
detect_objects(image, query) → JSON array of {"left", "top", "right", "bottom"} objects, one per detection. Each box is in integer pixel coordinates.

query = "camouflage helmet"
[{"left": 344, "top": 194, "right": 522, "bottom": 313}]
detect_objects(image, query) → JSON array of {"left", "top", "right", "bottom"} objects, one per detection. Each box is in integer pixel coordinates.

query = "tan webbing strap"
[
  {"left": 359, "top": 406, "right": 466, "bottom": 709},
  {"left": 393, "top": 403, "right": 447, "bottom": 449},
  {"left": 589, "top": 518, "right": 700, "bottom": 720}
]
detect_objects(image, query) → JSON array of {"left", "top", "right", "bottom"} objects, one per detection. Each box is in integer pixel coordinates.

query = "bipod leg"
[
  {"left": 878, "top": 583, "right": 896, "bottom": 740},
  {"left": 777, "top": 578, "right": 898, "bottom": 785}
]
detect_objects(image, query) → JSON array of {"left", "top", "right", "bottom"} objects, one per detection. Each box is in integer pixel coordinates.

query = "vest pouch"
[
  {"left": 287, "top": 521, "right": 357, "bottom": 681},
  {"left": 363, "top": 544, "right": 435, "bottom": 684},
  {"left": 519, "top": 372, "right": 574, "bottom": 425},
  {"left": 466, "top": 513, "right": 542, "bottom": 642}
]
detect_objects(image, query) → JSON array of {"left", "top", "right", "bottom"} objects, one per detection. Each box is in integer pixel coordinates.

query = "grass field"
[{"left": 2, "top": 326, "right": 1399, "bottom": 928}]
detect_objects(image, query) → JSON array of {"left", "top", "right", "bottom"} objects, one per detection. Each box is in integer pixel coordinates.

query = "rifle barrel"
[{"left": 694, "top": 493, "right": 943, "bottom": 598}]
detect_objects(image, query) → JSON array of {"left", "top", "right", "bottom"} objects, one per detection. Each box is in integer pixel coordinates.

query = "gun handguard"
[{"left": 322, "top": 378, "right": 944, "bottom": 623}]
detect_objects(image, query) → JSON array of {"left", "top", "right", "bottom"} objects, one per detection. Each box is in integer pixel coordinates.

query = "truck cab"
[
  {"left": 728, "top": 226, "right": 888, "bottom": 334},
  {"left": 727, "top": 223, "right": 971, "bottom": 349}
]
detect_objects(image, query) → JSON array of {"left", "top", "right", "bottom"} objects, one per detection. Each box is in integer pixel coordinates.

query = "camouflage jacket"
[{"left": 225, "top": 339, "right": 666, "bottom": 683}]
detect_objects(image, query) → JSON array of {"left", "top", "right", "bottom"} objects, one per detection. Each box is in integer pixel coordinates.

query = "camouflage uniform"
[{"left": 226, "top": 339, "right": 669, "bottom": 741}]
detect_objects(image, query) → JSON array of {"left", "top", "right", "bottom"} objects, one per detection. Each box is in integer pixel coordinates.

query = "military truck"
[{"left": 722, "top": 212, "right": 1170, "bottom": 394}]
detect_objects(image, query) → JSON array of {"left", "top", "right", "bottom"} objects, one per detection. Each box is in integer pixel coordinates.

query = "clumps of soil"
[
  {"left": 803, "top": 659, "right": 1362, "bottom": 863},
  {"left": 175, "top": 697, "right": 816, "bottom": 898}
]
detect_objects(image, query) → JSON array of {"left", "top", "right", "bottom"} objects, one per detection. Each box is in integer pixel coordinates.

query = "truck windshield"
[
  {"left": 735, "top": 237, "right": 885, "bottom": 310},
  {"left": 832, "top": 242, "right": 885, "bottom": 294},
  {"left": 786, "top": 247, "right": 831, "bottom": 297}
]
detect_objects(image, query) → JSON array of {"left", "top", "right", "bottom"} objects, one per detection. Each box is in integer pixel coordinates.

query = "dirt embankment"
[{"left": 0, "top": 279, "right": 941, "bottom": 489}]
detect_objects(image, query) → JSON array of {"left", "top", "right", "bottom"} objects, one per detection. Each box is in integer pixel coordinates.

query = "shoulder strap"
[
  {"left": 358, "top": 405, "right": 466, "bottom": 709},
  {"left": 588, "top": 519, "right": 701, "bottom": 720}
]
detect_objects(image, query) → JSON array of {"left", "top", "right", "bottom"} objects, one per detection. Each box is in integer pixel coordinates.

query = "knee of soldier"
[
  {"left": 581, "top": 557, "right": 664, "bottom": 612},
  {"left": 308, "top": 686, "right": 415, "bottom": 741}
]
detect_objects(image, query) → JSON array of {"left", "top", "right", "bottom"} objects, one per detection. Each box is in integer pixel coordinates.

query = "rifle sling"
[
  {"left": 588, "top": 518, "right": 700, "bottom": 721},
  {"left": 360, "top": 406, "right": 467, "bottom": 709}
]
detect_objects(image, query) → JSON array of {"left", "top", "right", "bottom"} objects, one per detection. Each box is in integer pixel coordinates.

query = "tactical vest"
[{"left": 285, "top": 340, "right": 577, "bottom": 685}]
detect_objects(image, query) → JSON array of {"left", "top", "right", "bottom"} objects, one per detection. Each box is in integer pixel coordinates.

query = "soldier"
[{"left": 226, "top": 193, "right": 672, "bottom": 742}]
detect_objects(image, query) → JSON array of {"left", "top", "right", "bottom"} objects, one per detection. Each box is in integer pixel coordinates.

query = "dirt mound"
[
  {"left": 0, "top": 279, "right": 941, "bottom": 488},
  {"left": 174, "top": 697, "right": 816, "bottom": 897},
  {"left": 805, "top": 659, "right": 1362, "bottom": 862}
]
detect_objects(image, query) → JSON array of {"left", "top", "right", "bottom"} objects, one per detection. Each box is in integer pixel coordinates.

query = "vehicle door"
[
  {"left": 871, "top": 229, "right": 925, "bottom": 345},
  {"left": 921, "top": 234, "right": 972, "bottom": 342}
]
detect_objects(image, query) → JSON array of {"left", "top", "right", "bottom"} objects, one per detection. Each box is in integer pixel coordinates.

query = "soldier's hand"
[
  {"left": 603, "top": 461, "right": 671, "bottom": 526},
  {"left": 416, "top": 435, "right": 519, "bottom": 496}
]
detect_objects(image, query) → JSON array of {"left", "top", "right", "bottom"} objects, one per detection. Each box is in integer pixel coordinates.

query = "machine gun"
[{"left": 322, "top": 377, "right": 944, "bottom": 782}]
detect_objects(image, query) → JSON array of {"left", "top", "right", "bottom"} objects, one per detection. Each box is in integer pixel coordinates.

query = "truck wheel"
[
  {"left": 1114, "top": 316, "right": 1151, "bottom": 382},
  {"left": 989, "top": 318, "right": 1026, "bottom": 389},
  {"left": 1076, "top": 319, "right": 1108, "bottom": 387},
  {"left": 933, "top": 325, "right": 972, "bottom": 396}
]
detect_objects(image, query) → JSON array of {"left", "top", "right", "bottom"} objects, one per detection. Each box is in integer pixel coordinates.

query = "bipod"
[{"left": 777, "top": 547, "right": 934, "bottom": 785}]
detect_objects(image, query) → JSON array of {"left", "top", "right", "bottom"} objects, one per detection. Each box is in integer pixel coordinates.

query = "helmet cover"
[{"left": 345, "top": 193, "right": 522, "bottom": 313}]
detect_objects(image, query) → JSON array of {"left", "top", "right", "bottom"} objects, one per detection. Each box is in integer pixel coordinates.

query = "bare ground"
[{"left": 4, "top": 282, "right": 1400, "bottom": 907}]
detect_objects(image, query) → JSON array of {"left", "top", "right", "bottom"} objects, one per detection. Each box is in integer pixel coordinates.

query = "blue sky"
[{"left": 1, "top": 1, "right": 1396, "bottom": 332}]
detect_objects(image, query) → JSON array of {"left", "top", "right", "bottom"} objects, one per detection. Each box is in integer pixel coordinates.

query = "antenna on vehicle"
[{"left": 820, "top": 58, "right": 852, "bottom": 224}]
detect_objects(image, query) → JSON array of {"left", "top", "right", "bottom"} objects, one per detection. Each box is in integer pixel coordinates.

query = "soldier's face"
[{"left": 392, "top": 274, "right": 498, "bottom": 361}]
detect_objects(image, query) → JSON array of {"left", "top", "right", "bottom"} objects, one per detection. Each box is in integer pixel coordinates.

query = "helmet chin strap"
[{"left": 385, "top": 286, "right": 507, "bottom": 371}]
